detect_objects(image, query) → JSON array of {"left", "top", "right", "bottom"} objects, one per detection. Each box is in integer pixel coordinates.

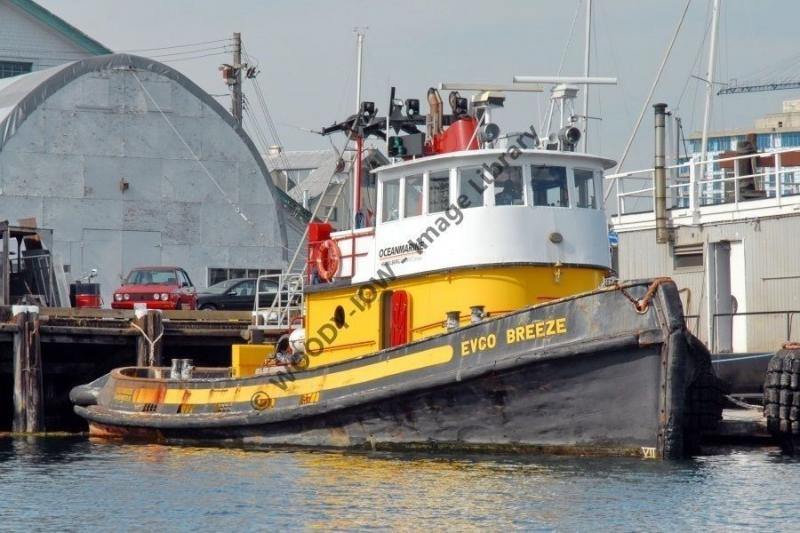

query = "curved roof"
[{"left": 0, "top": 53, "right": 309, "bottom": 257}]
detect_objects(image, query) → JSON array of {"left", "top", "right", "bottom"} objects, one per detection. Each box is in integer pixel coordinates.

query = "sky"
[{"left": 37, "top": 0, "right": 800, "bottom": 171}]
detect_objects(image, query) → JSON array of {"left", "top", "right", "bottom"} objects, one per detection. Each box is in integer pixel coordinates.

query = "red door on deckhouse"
[{"left": 382, "top": 290, "right": 410, "bottom": 348}]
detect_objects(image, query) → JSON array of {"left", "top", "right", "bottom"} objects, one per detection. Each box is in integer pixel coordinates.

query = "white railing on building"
[{"left": 605, "top": 147, "right": 800, "bottom": 225}]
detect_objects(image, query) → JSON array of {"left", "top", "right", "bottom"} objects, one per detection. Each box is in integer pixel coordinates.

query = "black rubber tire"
[{"left": 199, "top": 304, "right": 217, "bottom": 311}]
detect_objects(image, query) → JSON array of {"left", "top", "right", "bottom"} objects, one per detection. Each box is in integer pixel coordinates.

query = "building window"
[
  {"left": 781, "top": 132, "right": 800, "bottom": 148},
  {"left": 531, "top": 165, "right": 568, "bottom": 207},
  {"left": 428, "top": 170, "right": 450, "bottom": 213},
  {"left": 324, "top": 206, "right": 338, "bottom": 222},
  {"left": 0, "top": 61, "right": 32, "bottom": 79},
  {"left": 207, "top": 268, "right": 278, "bottom": 286},
  {"left": 673, "top": 244, "right": 703, "bottom": 270}
]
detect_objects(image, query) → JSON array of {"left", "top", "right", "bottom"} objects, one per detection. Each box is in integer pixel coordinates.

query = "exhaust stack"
[
  {"left": 427, "top": 88, "right": 443, "bottom": 138},
  {"left": 653, "top": 103, "right": 669, "bottom": 244}
]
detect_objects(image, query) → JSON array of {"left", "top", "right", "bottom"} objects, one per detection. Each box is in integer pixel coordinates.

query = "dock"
[
  {"left": 714, "top": 408, "right": 771, "bottom": 443},
  {"left": 0, "top": 305, "right": 269, "bottom": 432}
]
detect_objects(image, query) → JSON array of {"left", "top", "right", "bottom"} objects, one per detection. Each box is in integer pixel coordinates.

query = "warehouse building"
[{"left": 0, "top": 53, "right": 307, "bottom": 304}]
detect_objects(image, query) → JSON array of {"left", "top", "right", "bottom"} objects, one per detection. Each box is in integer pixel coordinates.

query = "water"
[{"left": 1, "top": 438, "right": 799, "bottom": 531}]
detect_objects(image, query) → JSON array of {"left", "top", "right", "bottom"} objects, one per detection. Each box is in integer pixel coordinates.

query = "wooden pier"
[{"left": 0, "top": 306, "right": 260, "bottom": 432}]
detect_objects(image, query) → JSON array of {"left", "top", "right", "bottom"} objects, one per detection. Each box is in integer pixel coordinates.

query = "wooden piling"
[
  {"left": 12, "top": 306, "right": 43, "bottom": 433},
  {"left": 135, "top": 310, "right": 164, "bottom": 367}
]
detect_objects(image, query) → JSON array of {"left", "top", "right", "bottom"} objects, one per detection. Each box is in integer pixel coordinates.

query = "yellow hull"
[{"left": 303, "top": 264, "right": 606, "bottom": 368}]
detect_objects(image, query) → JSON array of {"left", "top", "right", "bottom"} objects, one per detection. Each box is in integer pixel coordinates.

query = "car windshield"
[
  {"left": 126, "top": 269, "right": 178, "bottom": 286},
  {"left": 203, "top": 279, "right": 245, "bottom": 294}
]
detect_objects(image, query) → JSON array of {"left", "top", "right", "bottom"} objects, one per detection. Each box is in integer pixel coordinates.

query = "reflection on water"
[{"left": 1, "top": 437, "right": 799, "bottom": 530}]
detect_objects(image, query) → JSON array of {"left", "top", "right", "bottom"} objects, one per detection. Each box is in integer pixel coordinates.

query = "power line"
[
  {"left": 147, "top": 45, "right": 230, "bottom": 59},
  {"left": 120, "top": 38, "right": 232, "bottom": 53},
  {"left": 159, "top": 51, "right": 230, "bottom": 63}
]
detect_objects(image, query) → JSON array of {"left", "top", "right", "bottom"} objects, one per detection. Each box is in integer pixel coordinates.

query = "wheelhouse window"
[
  {"left": 531, "top": 165, "right": 569, "bottom": 207},
  {"left": 458, "top": 167, "right": 485, "bottom": 208},
  {"left": 493, "top": 166, "right": 523, "bottom": 206},
  {"left": 574, "top": 169, "right": 597, "bottom": 208},
  {"left": 382, "top": 179, "right": 400, "bottom": 222},
  {"left": 404, "top": 174, "right": 423, "bottom": 218},
  {"left": 428, "top": 170, "right": 450, "bottom": 213}
]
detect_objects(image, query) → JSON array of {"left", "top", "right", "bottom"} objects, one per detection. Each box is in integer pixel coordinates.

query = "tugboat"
[{"left": 72, "top": 80, "right": 726, "bottom": 458}]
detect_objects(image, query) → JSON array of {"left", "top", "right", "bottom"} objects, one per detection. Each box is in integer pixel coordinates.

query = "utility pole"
[{"left": 231, "top": 32, "right": 243, "bottom": 126}]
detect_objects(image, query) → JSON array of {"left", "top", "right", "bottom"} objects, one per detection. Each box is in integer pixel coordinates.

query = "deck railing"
[{"left": 605, "top": 147, "right": 800, "bottom": 223}]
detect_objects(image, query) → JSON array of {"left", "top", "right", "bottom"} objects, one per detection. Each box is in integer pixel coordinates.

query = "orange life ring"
[{"left": 316, "top": 239, "right": 341, "bottom": 282}]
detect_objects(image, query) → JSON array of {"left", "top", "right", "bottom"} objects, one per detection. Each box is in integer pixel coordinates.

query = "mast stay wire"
[
  {"left": 541, "top": 0, "right": 583, "bottom": 138},
  {"left": 130, "top": 70, "right": 293, "bottom": 257},
  {"left": 604, "top": 0, "right": 693, "bottom": 207}
]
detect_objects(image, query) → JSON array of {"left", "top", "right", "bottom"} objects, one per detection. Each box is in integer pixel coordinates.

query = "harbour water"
[{"left": 1, "top": 438, "right": 798, "bottom": 530}]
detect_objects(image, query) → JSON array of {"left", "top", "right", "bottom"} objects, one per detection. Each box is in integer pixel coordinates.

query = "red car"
[{"left": 111, "top": 266, "right": 197, "bottom": 310}]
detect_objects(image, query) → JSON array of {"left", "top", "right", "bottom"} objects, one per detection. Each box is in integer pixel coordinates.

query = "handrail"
[
  {"left": 607, "top": 146, "right": 800, "bottom": 218},
  {"left": 686, "top": 310, "right": 800, "bottom": 353},
  {"left": 253, "top": 273, "right": 304, "bottom": 331}
]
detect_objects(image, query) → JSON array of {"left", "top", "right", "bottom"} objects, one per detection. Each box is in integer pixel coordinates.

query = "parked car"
[
  {"left": 111, "top": 266, "right": 197, "bottom": 310},
  {"left": 197, "top": 277, "right": 280, "bottom": 311}
]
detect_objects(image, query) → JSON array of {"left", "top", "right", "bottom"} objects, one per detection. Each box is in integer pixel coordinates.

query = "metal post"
[
  {"left": 700, "top": 0, "right": 721, "bottom": 167},
  {"left": 654, "top": 103, "right": 669, "bottom": 244},
  {"left": 688, "top": 156, "right": 697, "bottom": 214},
  {"left": 775, "top": 151, "right": 783, "bottom": 205},
  {"left": 355, "top": 31, "right": 364, "bottom": 111},
  {"left": 231, "top": 32, "right": 243, "bottom": 127},
  {"left": 353, "top": 30, "right": 365, "bottom": 230},
  {"left": 582, "top": 0, "right": 592, "bottom": 152}
]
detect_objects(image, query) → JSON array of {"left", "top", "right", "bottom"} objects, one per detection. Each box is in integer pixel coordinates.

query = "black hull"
[{"left": 75, "top": 280, "right": 726, "bottom": 458}]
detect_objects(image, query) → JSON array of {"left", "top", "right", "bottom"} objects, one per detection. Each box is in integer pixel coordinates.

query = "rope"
[
  {"left": 130, "top": 320, "right": 164, "bottom": 367},
  {"left": 712, "top": 353, "right": 773, "bottom": 364},
  {"left": 725, "top": 394, "right": 760, "bottom": 410},
  {"left": 617, "top": 277, "right": 673, "bottom": 313}
]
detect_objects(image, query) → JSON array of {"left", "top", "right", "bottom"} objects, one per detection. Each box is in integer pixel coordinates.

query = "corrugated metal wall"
[
  {"left": 0, "top": 67, "right": 297, "bottom": 303},
  {"left": 617, "top": 216, "right": 800, "bottom": 352}
]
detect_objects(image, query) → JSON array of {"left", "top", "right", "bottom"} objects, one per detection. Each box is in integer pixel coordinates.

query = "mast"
[
  {"left": 699, "top": 0, "right": 721, "bottom": 172},
  {"left": 582, "top": 0, "right": 592, "bottom": 152},
  {"left": 353, "top": 30, "right": 365, "bottom": 229}
]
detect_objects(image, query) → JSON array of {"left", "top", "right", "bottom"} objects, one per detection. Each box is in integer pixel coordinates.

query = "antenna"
[{"left": 513, "top": 76, "right": 617, "bottom": 151}]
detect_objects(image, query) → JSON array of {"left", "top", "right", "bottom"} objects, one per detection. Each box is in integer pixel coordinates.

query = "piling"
[
  {"left": 12, "top": 305, "right": 43, "bottom": 433},
  {"left": 134, "top": 310, "right": 164, "bottom": 367}
]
